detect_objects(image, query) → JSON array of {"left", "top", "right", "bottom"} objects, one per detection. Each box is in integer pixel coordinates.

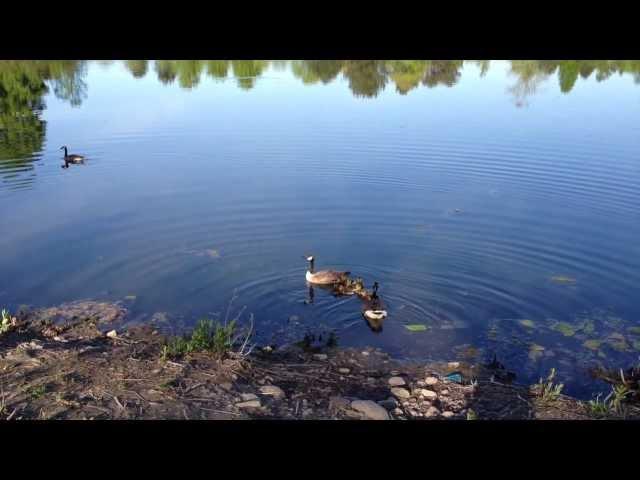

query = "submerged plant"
[
  {"left": 587, "top": 393, "right": 611, "bottom": 417},
  {"left": 534, "top": 368, "right": 564, "bottom": 402}
]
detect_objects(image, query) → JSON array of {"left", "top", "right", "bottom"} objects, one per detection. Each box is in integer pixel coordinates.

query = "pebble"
[
  {"left": 442, "top": 411, "right": 455, "bottom": 418},
  {"left": 393, "top": 408, "right": 403, "bottom": 416},
  {"left": 313, "top": 354, "right": 328, "bottom": 361},
  {"left": 106, "top": 330, "right": 117, "bottom": 338},
  {"left": 448, "top": 362, "right": 460, "bottom": 368},
  {"left": 329, "top": 396, "right": 350, "bottom": 412},
  {"left": 440, "top": 389, "right": 449, "bottom": 396},
  {"left": 391, "top": 387, "right": 411, "bottom": 399},
  {"left": 425, "top": 376, "right": 439, "bottom": 386},
  {"left": 240, "top": 393, "right": 258, "bottom": 401},
  {"left": 361, "top": 351, "right": 370, "bottom": 356},
  {"left": 338, "top": 368, "right": 350, "bottom": 374},
  {"left": 236, "top": 400, "right": 261, "bottom": 409},
  {"left": 351, "top": 400, "right": 390, "bottom": 420},
  {"left": 425, "top": 406, "right": 440, "bottom": 417},
  {"left": 388, "top": 376, "right": 406, "bottom": 387},
  {"left": 302, "top": 408, "right": 313, "bottom": 417},
  {"left": 259, "top": 385, "right": 285, "bottom": 400},
  {"left": 420, "top": 389, "right": 438, "bottom": 401}
]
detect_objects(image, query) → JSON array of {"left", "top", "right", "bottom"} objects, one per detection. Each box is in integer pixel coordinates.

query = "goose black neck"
[
  {"left": 63, "top": 147, "right": 68, "bottom": 156},
  {"left": 308, "top": 259, "right": 315, "bottom": 273}
]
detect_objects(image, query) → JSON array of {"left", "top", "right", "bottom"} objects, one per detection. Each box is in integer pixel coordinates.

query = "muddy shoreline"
[{"left": 1, "top": 301, "right": 638, "bottom": 420}]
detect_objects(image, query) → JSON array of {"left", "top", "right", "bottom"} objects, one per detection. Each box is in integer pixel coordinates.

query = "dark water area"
[{"left": 1, "top": 60, "right": 639, "bottom": 399}]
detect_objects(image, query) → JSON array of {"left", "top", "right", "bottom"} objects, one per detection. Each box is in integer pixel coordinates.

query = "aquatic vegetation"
[
  {"left": 606, "top": 333, "right": 630, "bottom": 352},
  {"left": 124, "top": 295, "right": 137, "bottom": 301},
  {"left": 27, "top": 384, "right": 46, "bottom": 400},
  {"left": 633, "top": 341, "right": 640, "bottom": 352},
  {"left": 519, "top": 319, "right": 536, "bottom": 329},
  {"left": 580, "top": 319, "right": 595, "bottom": 335},
  {"left": 163, "top": 318, "right": 239, "bottom": 359},
  {"left": 628, "top": 326, "right": 640, "bottom": 335},
  {"left": 582, "top": 339, "right": 601, "bottom": 351},
  {"left": 528, "top": 343, "right": 545, "bottom": 361},
  {"left": 405, "top": 324, "right": 429, "bottom": 332},
  {"left": 466, "top": 409, "right": 478, "bottom": 420},
  {"left": 587, "top": 394, "right": 612, "bottom": 417},
  {"left": 1, "top": 309, "right": 16, "bottom": 334},
  {"left": 550, "top": 275, "right": 576, "bottom": 284},
  {"left": 552, "top": 322, "right": 576, "bottom": 337},
  {"left": 533, "top": 368, "right": 564, "bottom": 402},
  {"left": 206, "top": 249, "right": 220, "bottom": 259}
]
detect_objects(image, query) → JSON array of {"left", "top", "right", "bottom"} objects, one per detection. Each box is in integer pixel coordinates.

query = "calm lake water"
[{"left": 1, "top": 60, "right": 639, "bottom": 398}]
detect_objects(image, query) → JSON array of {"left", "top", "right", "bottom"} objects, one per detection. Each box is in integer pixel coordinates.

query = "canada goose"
[
  {"left": 361, "top": 282, "right": 388, "bottom": 322},
  {"left": 60, "top": 146, "right": 85, "bottom": 163},
  {"left": 303, "top": 255, "right": 350, "bottom": 285}
]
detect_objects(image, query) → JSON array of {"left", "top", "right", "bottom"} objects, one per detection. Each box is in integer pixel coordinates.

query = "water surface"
[{"left": 1, "top": 60, "right": 639, "bottom": 398}]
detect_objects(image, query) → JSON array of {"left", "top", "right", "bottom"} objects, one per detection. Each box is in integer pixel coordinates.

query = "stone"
[
  {"left": 448, "top": 362, "right": 460, "bottom": 369},
  {"left": 442, "top": 411, "right": 455, "bottom": 418},
  {"left": 391, "top": 387, "right": 411, "bottom": 399},
  {"left": 420, "top": 389, "right": 438, "bottom": 401},
  {"left": 425, "top": 376, "right": 439, "bottom": 386},
  {"left": 416, "top": 380, "right": 426, "bottom": 387},
  {"left": 241, "top": 393, "right": 258, "bottom": 401},
  {"left": 329, "top": 396, "right": 350, "bottom": 412},
  {"left": 425, "top": 406, "right": 440, "bottom": 417},
  {"left": 361, "top": 351, "right": 370, "bottom": 356},
  {"left": 377, "top": 398, "right": 398, "bottom": 410},
  {"left": 393, "top": 408, "right": 403, "bottom": 416},
  {"left": 440, "top": 389, "right": 449, "bottom": 396},
  {"left": 313, "top": 354, "right": 328, "bottom": 361},
  {"left": 259, "top": 385, "right": 285, "bottom": 400},
  {"left": 388, "top": 376, "right": 406, "bottom": 387},
  {"left": 338, "top": 368, "right": 350, "bottom": 374},
  {"left": 351, "top": 400, "right": 390, "bottom": 420},
  {"left": 236, "top": 400, "right": 261, "bottom": 409},
  {"left": 106, "top": 330, "right": 117, "bottom": 338}
]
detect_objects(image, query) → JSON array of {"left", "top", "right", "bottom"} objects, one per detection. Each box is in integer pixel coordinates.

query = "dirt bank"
[{"left": 0, "top": 301, "right": 637, "bottom": 420}]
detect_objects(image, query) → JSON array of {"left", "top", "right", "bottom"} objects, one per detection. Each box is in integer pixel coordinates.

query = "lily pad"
[
  {"left": 405, "top": 324, "right": 429, "bottom": 332},
  {"left": 580, "top": 319, "right": 596, "bottom": 335},
  {"left": 519, "top": 319, "right": 536, "bottom": 329},
  {"left": 550, "top": 275, "right": 576, "bottom": 284},
  {"left": 582, "top": 339, "right": 601, "bottom": 351},
  {"left": 552, "top": 322, "right": 576, "bottom": 337}
]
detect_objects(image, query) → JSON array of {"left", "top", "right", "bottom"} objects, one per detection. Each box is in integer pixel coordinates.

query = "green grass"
[
  {"left": 1, "top": 309, "right": 13, "bottom": 334},
  {"left": 534, "top": 368, "right": 564, "bottom": 402},
  {"left": 27, "top": 384, "right": 46, "bottom": 400},
  {"left": 161, "top": 318, "right": 239, "bottom": 360}
]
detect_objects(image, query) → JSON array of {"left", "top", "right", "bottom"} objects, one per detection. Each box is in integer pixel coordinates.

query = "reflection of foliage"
[
  {"left": 125, "top": 60, "right": 149, "bottom": 78},
  {"left": 141, "top": 60, "right": 640, "bottom": 97},
  {"left": 207, "top": 61, "right": 229, "bottom": 79},
  {"left": 343, "top": 61, "right": 387, "bottom": 98},
  {"left": 231, "top": 61, "right": 267, "bottom": 90},
  {"left": 0, "top": 61, "right": 86, "bottom": 188},
  {"left": 177, "top": 61, "right": 204, "bottom": 89},
  {"left": 154, "top": 60, "right": 178, "bottom": 84}
]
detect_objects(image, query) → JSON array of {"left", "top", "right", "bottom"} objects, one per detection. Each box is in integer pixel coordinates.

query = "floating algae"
[
  {"left": 528, "top": 343, "right": 545, "bottom": 361},
  {"left": 582, "top": 339, "right": 601, "bottom": 351},
  {"left": 405, "top": 324, "right": 429, "bottom": 332},
  {"left": 552, "top": 321, "right": 576, "bottom": 337},
  {"left": 606, "top": 332, "right": 630, "bottom": 352},
  {"left": 519, "top": 319, "right": 536, "bottom": 329},
  {"left": 551, "top": 275, "right": 576, "bottom": 284}
]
